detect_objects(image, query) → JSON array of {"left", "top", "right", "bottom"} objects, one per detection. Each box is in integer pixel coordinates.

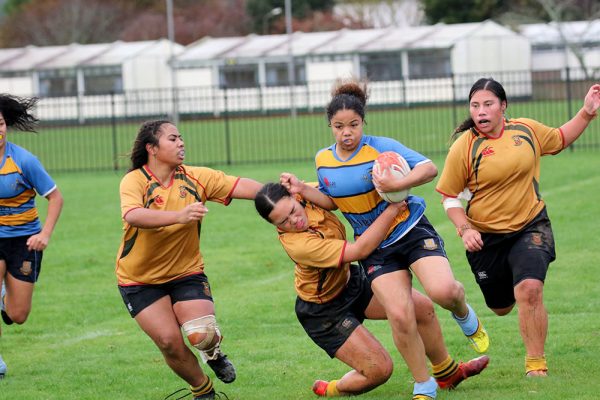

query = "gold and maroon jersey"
[
  {"left": 116, "top": 164, "right": 239, "bottom": 285},
  {"left": 436, "top": 117, "right": 564, "bottom": 233},
  {"left": 278, "top": 201, "right": 349, "bottom": 304}
]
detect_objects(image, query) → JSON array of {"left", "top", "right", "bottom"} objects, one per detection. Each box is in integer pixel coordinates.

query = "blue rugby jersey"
[
  {"left": 0, "top": 142, "right": 56, "bottom": 237},
  {"left": 316, "top": 135, "right": 430, "bottom": 248}
]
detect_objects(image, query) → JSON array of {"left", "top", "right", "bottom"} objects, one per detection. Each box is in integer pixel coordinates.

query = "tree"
[
  {"left": 334, "top": 0, "right": 424, "bottom": 28},
  {"left": 422, "top": 0, "right": 507, "bottom": 24},
  {"left": 246, "top": 0, "right": 336, "bottom": 33}
]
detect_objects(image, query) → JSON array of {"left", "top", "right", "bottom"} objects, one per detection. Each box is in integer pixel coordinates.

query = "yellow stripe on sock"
[
  {"left": 190, "top": 376, "right": 213, "bottom": 396},
  {"left": 327, "top": 380, "right": 340, "bottom": 396},
  {"left": 525, "top": 355, "right": 547, "bottom": 374},
  {"left": 432, "top": 355, "right": 459, "bottom": 379}
]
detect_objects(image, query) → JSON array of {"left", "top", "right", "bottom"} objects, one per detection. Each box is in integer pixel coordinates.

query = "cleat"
[
  {"left": 206, "top": 353, "right": 236, "bottom": 383},
  {"left": 412, "top": 396, "right": 434, "bottom": 400},
  {"left": 466, "top": 319, "right": 488, "bottom": 353},
  {"left": 526, "top": 370, "right": 548, "bottom": 377},
  {"left": 437, "top": 355, "right": 489, "bottom": 390},
  {"left": 312, "top": 380, "right": 329, "bottom": 396},
  {"left": 0, "top": 354, "right": 6, "bottom": 379}
]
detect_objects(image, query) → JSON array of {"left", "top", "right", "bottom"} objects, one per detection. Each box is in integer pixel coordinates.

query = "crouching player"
[
  {"left": 116, "top": 120, "right": 262, "bottom": 399},
  {"left": 255, "top": 183, "right": 489, "bottom": 399}
]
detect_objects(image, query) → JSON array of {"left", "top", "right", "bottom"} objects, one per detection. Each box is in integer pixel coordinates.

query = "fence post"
[
  {"left": 111, "top": 92, "right": 119, "bottom": 170},
  {"left": 565, "top": 67, "right": 574, "bottom": 151},
  {"left": 223, "top": 85, "right": 232, "bottom": 165},
  {"left": 452, "top": 72, "right": 458, "bottom": 129}
]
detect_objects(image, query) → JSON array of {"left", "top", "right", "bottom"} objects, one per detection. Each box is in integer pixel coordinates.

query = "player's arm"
[
  {"left": 560, "top": 84, "right": 600, "bottom": 147},
  {"left": 26, "top": 188, "right": 64, "bottom": 251},
  {"left": 374, "top": 161, "right": 437, "bottom": 193},
  {"left": 343, "top": 201, "right": 406, "bottom": 262},
  {"left": 443, "top": 197, "right": 483, "bottom": 252},
  {"left": 125, "top": 202, "right": 209, "bottom": 228},
  {"left": 280, "top": 172, "right": 337, "bottom": 210},
  {"left": 231, "top": 177, "right": 263, "bottom": 200}
]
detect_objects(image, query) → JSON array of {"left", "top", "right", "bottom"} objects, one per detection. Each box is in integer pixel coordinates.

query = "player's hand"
[
  {"left": 372, "top": 167, "right": 403, "bottom": 193},
  {"left": 462, "top": 228, "right": 483, "bottom": 252},
  {"left": 26, "top": 232, "right": 51, "bottom": 251},
  {"left": 178, "top": 202, "right": 208, "bottom": 224},
  {"left": 386, "top": 200, "right": 408, "bottom": 214},
  {"left": 280, "top": 172, "right": 303, "bottom": 194},
  {"left": 583, "top": 84, "right": 600, "bottom": 115}
]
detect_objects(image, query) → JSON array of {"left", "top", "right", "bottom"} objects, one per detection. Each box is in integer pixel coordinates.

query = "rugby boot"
[
  {"left": 207, "top": 353, "right": 236, "bottom": 383},
  {"left": 437, "top": 355, "right": 490, "bottom": 390},
  {"left": 466, "top": 318, "right": 488, "bottom": 353}
]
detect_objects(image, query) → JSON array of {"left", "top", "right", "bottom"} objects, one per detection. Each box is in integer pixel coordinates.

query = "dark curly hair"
[
  {"left": 0, "top": 94, "right": 39, "bottom": 132},
  {"left": 326, "top": 79, "right": 369, "bottom": 124},
  {"left": 128, "top": 119, "right": 172, "bottom": 171}
]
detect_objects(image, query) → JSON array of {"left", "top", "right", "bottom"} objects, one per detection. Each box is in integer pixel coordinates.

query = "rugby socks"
[
  {"left": 190, "top": 376, "right": 213, "bottom": 398},
  {"left": 525, "top": 355, "right": 548, "bottom": 375},
  {"left": 326, "top": 380, "right": 340, "bottom": 396},
  {"left": 452, "top": 304, "right": 478, "bottom": 336},
  {"left": 432, "top": 355, "right": 460, "bottom": 381},
  {"left": 413, "top": 376, "right": 437, "bottom": 398}
]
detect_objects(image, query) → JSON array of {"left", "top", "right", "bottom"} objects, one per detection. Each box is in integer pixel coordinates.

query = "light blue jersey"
[
  {"left": 0, "top": 142, "right": 56, "bottom": 237},
  {"left": 316, "top": 135, "right": 431, "bottom": 248}
]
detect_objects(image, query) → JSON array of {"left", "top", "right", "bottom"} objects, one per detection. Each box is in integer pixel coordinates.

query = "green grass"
[
  {"left": 10, "top": 99, "right": 600, "bottom": 172},
  {"left": 0, "top": 152, "right": 599, "bottom": 399}
]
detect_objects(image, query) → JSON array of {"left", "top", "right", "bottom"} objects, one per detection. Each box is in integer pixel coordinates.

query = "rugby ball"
[{"left": 372, "top": 151, "right": 411, "bottom": 203}]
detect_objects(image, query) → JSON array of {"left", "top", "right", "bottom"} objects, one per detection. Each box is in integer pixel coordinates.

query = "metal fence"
[{"left": 10, "top": 68, "right": 600, "bottom": 173}]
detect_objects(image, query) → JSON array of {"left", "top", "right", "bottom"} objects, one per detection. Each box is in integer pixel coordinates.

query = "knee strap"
[{"left": 182, "top": 315, "right": 222, "bottom": 361}]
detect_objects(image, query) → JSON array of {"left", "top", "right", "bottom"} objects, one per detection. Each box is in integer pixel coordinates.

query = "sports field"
[{"left": 0, "top": 152, "right": 599, "bottom": 399}]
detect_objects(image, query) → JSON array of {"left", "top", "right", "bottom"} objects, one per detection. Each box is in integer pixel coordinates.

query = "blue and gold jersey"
[
  {"left": 0, "top": 142, "right": 56, "bottom": 238},
  {"left": 316, "top": 135, "right": 430, "bottom": 248}
]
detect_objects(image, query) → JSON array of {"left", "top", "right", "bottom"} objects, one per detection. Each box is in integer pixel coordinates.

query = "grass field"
[{"left": 0, "top": 151, "right": 599, "bottom": 399}]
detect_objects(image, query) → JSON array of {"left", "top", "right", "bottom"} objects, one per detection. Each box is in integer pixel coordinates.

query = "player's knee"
[
  {"left": 8, "top": 309, "right": 30, "bottom": 325},
  {"left": 182, "top": 315, "right": 222, "bottom": 352},
  {"left": 429, "top": 281, "right": 465, "bottom": 310},
  {"left": 386, "top": 306, "right": 417, "bottom": 334},
  {"left": 154, "top": 331, "right": 185, "bottom": 355},
  {"left": 515, "top": 279, "right": 544, "bottom": 306}
]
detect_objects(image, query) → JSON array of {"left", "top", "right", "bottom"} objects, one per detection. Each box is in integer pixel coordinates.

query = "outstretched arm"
[
  {"left": 280, "top": 172, "right": 337, "bottom": 210},
  {"left": 561, "top": 84, "right": 600, "bottom": 147},
  {"left": 232, "top": 178, "right": 263, "bottom": 200}
]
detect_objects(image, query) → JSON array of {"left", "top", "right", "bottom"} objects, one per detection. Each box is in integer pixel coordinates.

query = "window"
[
  {"left": 265, "top": 60, "right": 306, "bottom": 86},
  {"left": 360, "top": 52, "right": 402, "bottom": 81},
  {"left": 219, "top": 64, "right": 258, "bottom": 88},
  {"left": 408, "top": 49, "right": 451, "bottom": 79},
  {"left": 83, "top": 66, "right": 123, "bottom": 95},
  {"left": 38, "top": 69, "right": 77, "bottom": 97}
]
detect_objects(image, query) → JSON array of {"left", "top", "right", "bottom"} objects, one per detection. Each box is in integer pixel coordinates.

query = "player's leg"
[
  {"left": 313, "top": 324, "right": 393, "bottom": 396},
  {"left": 408, "top": 218, "right": 488, "bottom": 353},
  {"left": 370, "top": 270, "right": 437, "bottom": 399},
  {"left": 171, "top": 274, "right": 236, "bottom": 384}
]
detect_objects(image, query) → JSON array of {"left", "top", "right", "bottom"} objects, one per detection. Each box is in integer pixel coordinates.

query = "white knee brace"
[{"left": 181, "top": 314, "right": 222, "bottom": 361}]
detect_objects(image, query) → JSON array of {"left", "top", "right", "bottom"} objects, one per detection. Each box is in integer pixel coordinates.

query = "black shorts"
[
  {"left": 295, "top": 264, "right": 373, "bottom": 358},
  {"left": 466, "top": 208, "right": 556, "bottom": 309},
  {"left": 359, "top": 215, "right": 447, "bottom": 283},
  {"left": 0, "top": 235, "right": 43, "bottom": 283},
  {"left": 118, "top": 273, "right": 214, "bottom": 318}
]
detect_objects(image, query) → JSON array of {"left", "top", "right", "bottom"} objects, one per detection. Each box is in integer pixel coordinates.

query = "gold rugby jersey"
[
  {"left": 116, "top": 164, "right": 239, "bottom": 285},
  {"left": 436, "top": 118, "right": 564, "bottom": 233},
  {"left": 278, "top": 201, "right": 349, "bottom": 304}
]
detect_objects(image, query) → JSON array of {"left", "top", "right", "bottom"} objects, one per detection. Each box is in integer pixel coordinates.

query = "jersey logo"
[
  {"left": 512, "top": 135, "right": 523, "bottom": 146},
  {"left": 179, "top": 185, "right": 187, "bottom": 198},
  {"left": 481, "top": 146, "right": 495, "bottom": 157},
  {"left": 367, "top": 264, "right": 382, "bottom": 275},
  {"left": 323, "top": 177, "right": 335, "bottom": 188},
  {"left": 477, "top": 271, "right": 488, "bottom": 280},
  {"left": 154, "top": 195, "right": 164, "bottom": 205}
]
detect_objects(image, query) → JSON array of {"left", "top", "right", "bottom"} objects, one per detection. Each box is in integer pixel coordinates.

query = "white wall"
[{"left": 0, "top": 76, "right": 34, "bottom": 96}]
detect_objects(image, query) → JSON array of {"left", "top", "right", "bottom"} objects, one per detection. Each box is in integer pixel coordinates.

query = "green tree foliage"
[
  {"left": 246, "top": 0, "right": 336, "bottom": 32},
  {"left": 422, "top": 0, "right": 507, "bottom": 24},
  {"left": 2, "top": 0, "right": 31, "bottom": 15}
]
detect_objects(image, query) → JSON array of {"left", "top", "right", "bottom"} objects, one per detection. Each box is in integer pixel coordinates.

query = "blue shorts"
[
  {"left": 0, "top": 235, "right": 43, "bottom": 283},
  {"left": 466, "top": 208, "right": 556, "bottom": 309},
  {"left": 118, "top": 273, "right": 214, "bottom": 318},
  {"left": 359, "top": 215, "right": 447, "bottom": 283}
]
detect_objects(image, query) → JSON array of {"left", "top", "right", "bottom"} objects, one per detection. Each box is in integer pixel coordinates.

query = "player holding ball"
[{"left": 281, "top": 78, "right": 488, "bottom": 400}]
